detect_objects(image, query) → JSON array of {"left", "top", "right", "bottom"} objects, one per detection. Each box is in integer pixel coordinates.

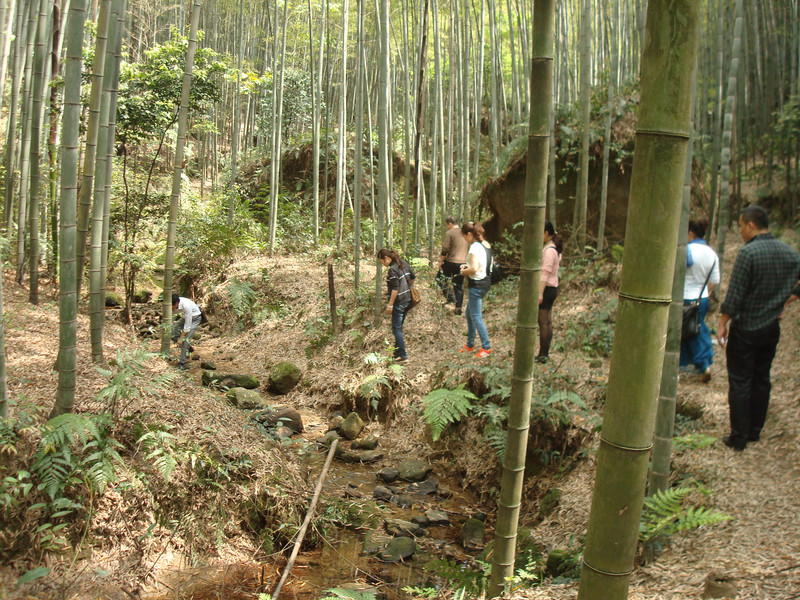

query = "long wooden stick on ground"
[{"left": 272, "top": 438, "right": 339, "bottom": 600}]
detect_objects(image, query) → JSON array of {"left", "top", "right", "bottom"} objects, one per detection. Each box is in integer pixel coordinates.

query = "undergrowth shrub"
[{"left": 556, "top": 294, "right": 617, "bottom": 357}]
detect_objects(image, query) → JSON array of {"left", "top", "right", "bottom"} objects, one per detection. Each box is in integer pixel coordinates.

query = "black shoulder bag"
[{"left": 681, "top": 260, "right": 715, "bottom": 340}]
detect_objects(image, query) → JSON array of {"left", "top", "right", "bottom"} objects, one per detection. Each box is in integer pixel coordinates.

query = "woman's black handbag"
[{"left": 681, "top": 259, "right": 716, "bottom": 341}]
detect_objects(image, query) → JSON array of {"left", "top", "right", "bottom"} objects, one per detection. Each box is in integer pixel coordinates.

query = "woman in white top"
[
  {"left": 459, "top": 222, "right": 492, "bottom": 358},
  {"left": 681, "top": 219, "right": 720, "bottom": 381}
]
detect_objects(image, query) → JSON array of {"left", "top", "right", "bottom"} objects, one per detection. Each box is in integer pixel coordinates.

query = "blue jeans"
[
  {"left": 679, "top": 297, "right": 713, "bottom": 371},
  {"left": 466, "top": 285, "right": 490, "bottom": 350},
  {"left": 392, "top": 301, "right": 411, "bottom": 358}
]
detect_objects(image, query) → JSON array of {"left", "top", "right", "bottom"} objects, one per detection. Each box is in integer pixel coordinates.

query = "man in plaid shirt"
[{"left": 717, "top": 206, "right": 800, "bottom": 451}]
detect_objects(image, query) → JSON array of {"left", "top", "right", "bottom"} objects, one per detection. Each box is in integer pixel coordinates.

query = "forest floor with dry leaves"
[{"left": 0, "top": 228, "right": 798, "bottom": 600}]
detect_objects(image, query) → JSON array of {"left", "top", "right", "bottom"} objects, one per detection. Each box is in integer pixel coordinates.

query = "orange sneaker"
[
  {"left": 459, "top": 344, "right": 475, "bottom": 353},
  {"left": 474, "top": 348, "right": 493, "bottom": 358}
]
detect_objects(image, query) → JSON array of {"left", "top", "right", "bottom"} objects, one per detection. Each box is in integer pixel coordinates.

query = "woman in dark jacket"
[{"left": 378, "top": 248, "right": 415, "bottom": 362}]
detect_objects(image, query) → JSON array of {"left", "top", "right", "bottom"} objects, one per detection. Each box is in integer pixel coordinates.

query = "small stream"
[{"left": 284, "top": 426, "right": 486, "bottom": 600}]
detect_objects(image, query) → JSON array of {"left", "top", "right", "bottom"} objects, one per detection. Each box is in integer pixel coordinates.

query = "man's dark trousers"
[
  {"left": 440, "top": 260, "right": 464, "bottom": 310},
  {"left": 725, "top": 321, "right": 781, "bottom": 448}
]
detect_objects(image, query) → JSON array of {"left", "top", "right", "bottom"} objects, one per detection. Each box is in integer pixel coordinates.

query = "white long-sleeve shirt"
[{"left": 175, "top": 297, "right": 201, "bottom": 332}]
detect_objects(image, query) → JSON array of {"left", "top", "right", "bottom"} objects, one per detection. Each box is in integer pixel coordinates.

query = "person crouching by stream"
[
  {"left": 171, "top": 294, "right": 202, "bottom": 370},
  {"left": 459, "top": 222, "right": 493, "bottom": 358},
  {"left": 378, "top": 249, "right": 415, "bottom": 362}
]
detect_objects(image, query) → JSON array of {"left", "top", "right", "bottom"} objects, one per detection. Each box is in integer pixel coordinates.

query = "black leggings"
[{"left": 538, "top": 286, "right": 558, "bottom": 357}]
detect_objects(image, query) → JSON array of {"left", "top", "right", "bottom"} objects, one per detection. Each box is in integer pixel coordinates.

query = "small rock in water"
[
  {"left": 377, "top": 536, "right": 415, "bottom": 563},
  {"left": 362, "top": 530, "right": 392, "bottom": 555},
  {"left": 373, "top": 485, "right": 393, "bottom": 502},
  {"left": 397, "top": 459, "right": 432, "bottom": 482},
  {"left": 351, "top": 434, "right": 379, "bottom": 450},
  {"left": 407, "top": 478, "right": 438, "bottom": 495},
  {"left": 385, "top": 518, "right": 426, "bottom": 538},
  {"left": 377, "top": 467, "right": 399, "bottom": 484},
  {"left": 391, "top": 494, "right": 414, "bottom": 509},
  {"left": 411, "top": 515, "right": 429, "bottom": 527},
  {"left": 425, "top": 508, "right": 451, "bottom": 526}
]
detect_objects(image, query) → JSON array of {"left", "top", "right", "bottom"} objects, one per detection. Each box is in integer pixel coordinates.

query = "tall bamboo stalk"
[
  {"left": 577, "top": 1, "right": 700, "bottom": 598},
  {"left": 487, "top": 0, "right": 553, "bottom": 595},
  {"left": 52, "top": 0, "right": 88, "bottom": 418},
  {"left": 160, "top": 0, "right": 202, "bottom": 354}
]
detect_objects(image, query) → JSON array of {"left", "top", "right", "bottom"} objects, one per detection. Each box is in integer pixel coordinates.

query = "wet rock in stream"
[
  {"left": 425, "top": 508, "right": 451, "bottom": 526},
  {"left": 351, "top": 434, "right": 379, "bottom": 450},
  {"left": 373, "top": 485, "right": 393, "bottom": 501},
  {"left": 339, "top": 412, "right": 365, "bottom": 440},
  {"left": 397, "top": 459, "right": 432, "bottom": 482},
  {"left": 385, "top": 518, "right": 426, "bottom": 538},
  {"left": 335, "top": 449, "right": 383, "bottom": 464},
  {"left": 362, "top": 530, "right": 393, "bottom": 555},
  {"left": 377, "top": 536, "right": 416, "bottom": 562},
  {"left": 377, "top": 467, "right": 399, "bottom": 484},
  {"left": 407, "top": 478, "right": 438, "bottom": 495}
]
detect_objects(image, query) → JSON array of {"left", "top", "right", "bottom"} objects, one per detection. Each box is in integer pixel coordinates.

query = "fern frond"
[
  {"left": 422, "top": 385, "right": 477, "bottom": 441},
  {"left": 226, "top": 279, "right": 257, "bottom": 317},
  {"left": 640, "top": 484, "right": 732, "bottom": 544}
]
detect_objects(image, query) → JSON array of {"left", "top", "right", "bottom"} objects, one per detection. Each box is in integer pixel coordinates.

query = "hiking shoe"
[
  {"left": 395, "top": 356, "right": 408, "bottom": 362},
  {"left": 459, "top": 345, "right": 475, "bottom": 353},
  {"left": 700, "top": 367, "right": 712, "bottom": 383},
  {"left": 176, "top": 363, "right": 190, "bottom": 371},
  {"left": 722, "top": 435, "right": 745, "bottom": 451},
  {"left": 535, "top": 355, "right": 549, "bottom": 364},
  {"left": 474, "top": 348, "right": 493, "bottom": 359}
]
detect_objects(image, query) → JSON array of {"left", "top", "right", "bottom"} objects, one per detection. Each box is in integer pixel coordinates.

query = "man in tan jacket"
[{"left": 438, "top": 216, "right": 469, "bottom": 315}]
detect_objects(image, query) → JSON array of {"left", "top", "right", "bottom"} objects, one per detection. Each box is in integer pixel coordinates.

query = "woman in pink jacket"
[{"left": 537, "top": 221, "right": 563, "bottom": 364}]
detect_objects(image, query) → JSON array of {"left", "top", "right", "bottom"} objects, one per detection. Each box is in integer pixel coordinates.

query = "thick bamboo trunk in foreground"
[{"left": 577, "top": 2, "right": 700, "bottom": 599}]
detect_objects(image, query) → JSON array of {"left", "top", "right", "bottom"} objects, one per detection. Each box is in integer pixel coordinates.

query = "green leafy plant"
[
  {"left": 672, "top": 433, "right": 718, "bottom": 451},
  {"left": 474, "top": 402, "right": 509, "bottom": 460},
  {"left": 639, "top": 484, "right": 732, "bottom": 548},
  {"left": 33, "top": 413, "right": 122, "bottom": 499},
  {"left": 225, "top": 278, "right": 258, "bottom": 319},
  {"left": 556, "top": 296, "right": 617, "bottom": 357},
  {"left": 421, "top": 385, "right": 478, "bottom": 441},
  {"left": 96, "top": 349, "right": 174, "bottom": 416},
  {"left": 402, "top": 586, "right": 439, "bottom": 599},
  {"left": 424, "top": 558, "right": 490, "bottom": 597},
  {"left": 137, "top": 425, "right": 179, "bottom": 483},
  {"left": 532, "top": 390, "right": 590, "bottom": 428}
]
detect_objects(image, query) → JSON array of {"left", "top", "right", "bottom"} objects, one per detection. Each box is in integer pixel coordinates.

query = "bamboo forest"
[{"left": 0, "top": 0, "right": 799, "bottom": 597}]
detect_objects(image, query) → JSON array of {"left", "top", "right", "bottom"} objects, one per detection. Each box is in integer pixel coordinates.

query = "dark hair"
[
  {"left": 445, "top": 215, "right": 459, "bottom": 225},
  {"left": 171, "top": 293, "right": 180, "bottom": 305},
  {"left": 740, "top": 205, "right": 769, "bottom": 230},
  {"left": 377, "top": 248, "right": 403, "bottom": 267},
  {"left": 461, "top": 221, "right": 485, "bottom": 242},
  {"left": 688, "top": 219, "right": 709, "bottom": 239},
  {"left": 544, "top": 220, "right": 563, "bottom": 254}
]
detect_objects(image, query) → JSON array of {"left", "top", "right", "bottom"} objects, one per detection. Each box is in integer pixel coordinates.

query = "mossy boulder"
[
  {"left": 132, "top": 290, "right": 153, "bottom": 303},
  {"left": 377, "top": 536, "right": 415, "bottom": 562},
  {"left": 226, "top": 387, "right": 267, "bottom": 409},
  {"left": 458, "top": 518, "right": 485, "bottom": 549},
  {"left": 539, "top": 488, "right": 562, "bottom": 519},
  {"left": 352, "top": 434, "right": 379, "bottom": 450},
  {"left": 385, "top": 518, "right": 425, "bottom": 538},
  {"left": 398, "top": 459, "right": 432, "bottom": 482},
  {"left": 339, "top": 412, "right": 365, "bottom": 440},
  {"left": 202, "top": 371, "right": 259, "bottom": 389},
  {"left": 268, "top": 361, "right": 302, "bottom": 394},
  {"left": 105, "top": 292, "right": 123, "bottom": 307}
]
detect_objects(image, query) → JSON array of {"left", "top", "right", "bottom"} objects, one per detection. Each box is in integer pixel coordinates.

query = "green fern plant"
[
  {"left": 226, "top": 278, "right": 258, "bottom": 318},
  {"left": 639, "top": 484, "right": 732, "bottom": 547},
  {"left": 137, "top": 425, "right": 179, "bottom": 482},
  {"left": 359, "top": 374, "right": 390, "bottom": 411},
  {"left": 33, "top": 413, "right": 121, "bottom": 498},
  {"left": 474, "top": 402, "right": 508, "bottom": 460},
  {"left": 96, "top": 349, "right": 175, "bottom": 415},
  {"left": 421, "top": 385, "right": 478, "bottom": 441}
]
